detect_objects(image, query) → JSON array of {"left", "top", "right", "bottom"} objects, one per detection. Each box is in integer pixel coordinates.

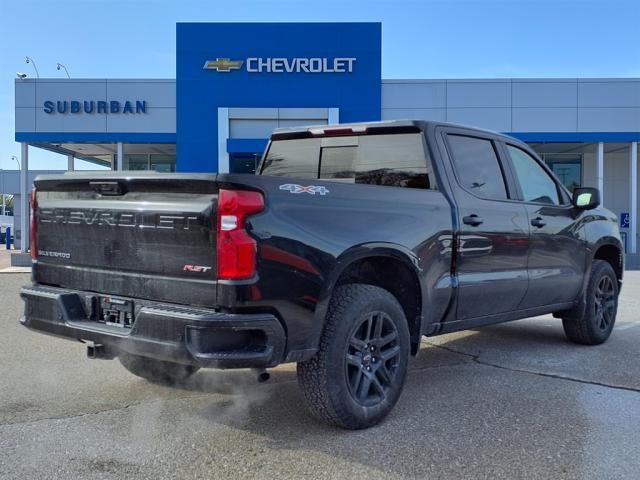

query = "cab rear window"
[{"left": 260, "top": 133, "right": 436, "bottom": 190}]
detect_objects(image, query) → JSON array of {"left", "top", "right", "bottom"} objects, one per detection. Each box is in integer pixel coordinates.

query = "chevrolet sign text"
[
  {"left": 246, "top": 57, "right": 355, "bottom": 73},
  {"left": 204, "top": 57, "right": 356, "bottom": 73}
]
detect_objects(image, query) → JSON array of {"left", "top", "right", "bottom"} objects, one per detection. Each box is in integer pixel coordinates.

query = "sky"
[{"left": 0, "top": 0, "right": 638, "bottom": 171}]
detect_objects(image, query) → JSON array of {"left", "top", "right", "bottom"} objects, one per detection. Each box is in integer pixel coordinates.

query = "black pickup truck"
[{"left": 21, "top": 120, "right": 623, "bottom": 429}]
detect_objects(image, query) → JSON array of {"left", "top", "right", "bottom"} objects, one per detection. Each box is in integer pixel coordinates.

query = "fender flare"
[
  {"left": 558, "top": 237, "right": 624, "bottom": 320},
  {"left": 308, "top": 242, "right": 425, "bottom": 350}
]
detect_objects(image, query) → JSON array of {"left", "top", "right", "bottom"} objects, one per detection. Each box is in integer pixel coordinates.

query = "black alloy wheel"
[
  {"left": 594, "top": 275, "right": 616, "bottom": 331},
  {"left": 345, "top": 311, "right": 401, "bottom": 407}
]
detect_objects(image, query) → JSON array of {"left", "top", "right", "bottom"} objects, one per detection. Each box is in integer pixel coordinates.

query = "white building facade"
[{"left": 11, "top": 23, "right": 640, "bottom": 267}]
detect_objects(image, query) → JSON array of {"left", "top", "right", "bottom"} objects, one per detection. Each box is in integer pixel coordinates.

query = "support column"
[
  {"left": 217, "top": 108, "right": 230, "bottom": 173},
  {"left": 1, "top": 171, "right": 5, "bottom": 216},
  {"left": 328, "top": 108, "right": 340, "bottom": 125},
  {"left": 67, "top": 154, "right": 74, "bottom": 171},
  {"left": 597, "top": 142, "right": 604, "bottom": 206},
  {"left": 116, "top": 142, "right": 124, "bottom": 171},
  {"left": 20, "top": 142, "right": 29, "bottom": 253},
  {"left": 630, "top": 141, "right": 638, "bottom": 254}
]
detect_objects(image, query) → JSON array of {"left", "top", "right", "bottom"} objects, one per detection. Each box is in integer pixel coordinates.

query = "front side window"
[
  {"left": 543, "top": 154, "right": 582, "bottom": 192},
  {"left": 507, "top": 145, "right": 560, "bottom": 205},
  {"left": 447, "top": 134, "right": 507, "bottom": 200}
]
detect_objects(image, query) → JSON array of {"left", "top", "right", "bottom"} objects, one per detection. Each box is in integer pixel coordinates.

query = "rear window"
[{"left": 260, "top": 133, "right": 436, "bottom": 189}]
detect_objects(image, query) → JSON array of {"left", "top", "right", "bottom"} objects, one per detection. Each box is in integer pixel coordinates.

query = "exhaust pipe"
[
  {"left": 87, "top": 343, "right": 116, "bottom": 360},
  {"left": 252, "top": 368, "right": 270, "bottom": 383}
]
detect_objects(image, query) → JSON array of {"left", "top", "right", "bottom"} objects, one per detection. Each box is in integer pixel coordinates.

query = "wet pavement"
[{"left": 1, "top": 272, "right": 639, "bottom": 479}]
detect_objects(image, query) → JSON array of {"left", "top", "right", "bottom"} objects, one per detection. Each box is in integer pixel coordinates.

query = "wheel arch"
[
  {"left": 592, "top": 237, "right": 624, "bottom": 287},
  {"left": 313, "top": 244, "right": 425, "bottom": 355}
]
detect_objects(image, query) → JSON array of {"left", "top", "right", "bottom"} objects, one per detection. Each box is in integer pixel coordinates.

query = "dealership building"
[{"left": 10, "top": 22, "right": 640, "bottom": 265}]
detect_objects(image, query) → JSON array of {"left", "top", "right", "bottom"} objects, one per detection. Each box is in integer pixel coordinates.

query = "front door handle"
[
  {"left": 463, "top": 214, "right": 484, "bottom": 227},
  {"left": 531, "top": 217, "right": 546, "bottom": 228}
]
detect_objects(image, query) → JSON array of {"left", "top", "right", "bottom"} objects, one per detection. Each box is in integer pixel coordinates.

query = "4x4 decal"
[{"left": 279, "top": 184, "right": 330, "bottom": 196}]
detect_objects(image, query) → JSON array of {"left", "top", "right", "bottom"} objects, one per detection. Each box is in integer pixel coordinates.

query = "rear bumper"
[{"left": 20, "top": 285, "right": 286, "bottom": 369}]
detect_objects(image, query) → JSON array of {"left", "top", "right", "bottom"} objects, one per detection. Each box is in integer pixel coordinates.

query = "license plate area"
[{"left": 98, "top": 296, "right": 134, "bottom": 329}]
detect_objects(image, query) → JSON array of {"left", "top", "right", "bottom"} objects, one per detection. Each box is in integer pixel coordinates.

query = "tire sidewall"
[
  {"left": 324, "top": 288, "right": 410, "bottom": 427},
  {"left": 586, "top": 261, "right": 619, "bottom": 342}
]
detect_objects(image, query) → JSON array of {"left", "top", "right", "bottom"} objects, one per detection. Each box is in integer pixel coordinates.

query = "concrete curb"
[{"left": 0, "top": 267, "right": 31, "bottom": 273}]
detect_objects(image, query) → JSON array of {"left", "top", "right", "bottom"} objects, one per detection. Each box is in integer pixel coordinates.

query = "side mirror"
[{"left": 572, "top": 187, "right": 600, "bottom": 210}]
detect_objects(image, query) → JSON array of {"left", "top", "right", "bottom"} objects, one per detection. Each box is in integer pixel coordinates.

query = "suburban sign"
[
  {"left": 204, "top": 57, "right": 356, "bottom": 73},
  {"left": 43, "top": 100, "right": 148, "bottom": 114}
]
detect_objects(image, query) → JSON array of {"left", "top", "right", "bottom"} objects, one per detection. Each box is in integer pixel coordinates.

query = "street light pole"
[
  {"left": 25, "top": 56, "right": 39, "bottom": 78},
  {"left": 56, "top": 63, "right": 70, "bottom": 78},
  {"left": 11, "top": 155, "right": 20, "bottom": 170}
]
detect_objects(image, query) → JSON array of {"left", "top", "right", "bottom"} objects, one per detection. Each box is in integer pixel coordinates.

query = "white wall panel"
[
  {"left": 35, "top": 80, "right": 107, "bottom": 106},
  {"left": 278, "top": 108, "right": 328, "bottom": 119},
  {"left": 15, "top": 81, "right": 36, "bottom": 108},
  {"left": 578, "top": 108, "right": 640, "bottom": 132},
  {"left": 446, "top": 81, "right": 510, "bottom": 108},
  {"left": 15, "top": 107, "right": 35, "bottom": 132},
  {"left": 36, "top": 107, "right": 107, "bottom": 132},
  {"left": 229, "top": 119, "right": 278, "bottom": 138},
  {"left": 107, "top": 80, "right": 175, "bottom": 107},
  {"left": 277, "top": 119, "right": 327, "bottom": 129},
  {"left": 381, "top": 108, "right": 446, "bottom": 122},
  {"left": 512, "top": 81, "right": 577, "bottom": 107},
  {"left": 382, "top": 82, "right": 446, "bottom": 108},
  {"left": 107, "top": 108, "right": 176, "bottom": 133},
  {"left": 578, "top": 80, "right": 640, "bottom": 107},
  {"left": 512, "top": 108, "right": 577, "bottom": 132},
  {"left": 446, "top": 108, "right": 511, "bottom": 131},
  {"left": 229, "top": 108, "right": 278, "bottom": 119}
]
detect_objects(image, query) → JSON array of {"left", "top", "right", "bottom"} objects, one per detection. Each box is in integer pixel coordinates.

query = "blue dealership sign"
[{"left": 176, "top": 22, "right": 382, "bottom": 172}]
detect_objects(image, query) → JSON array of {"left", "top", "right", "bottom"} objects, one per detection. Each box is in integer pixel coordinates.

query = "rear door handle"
[
  {"left": 463, "top": 214, "right": 483, "bottom": 227},
  {"left": 531, "top": 217, "right": 546, "bottom": 228}
]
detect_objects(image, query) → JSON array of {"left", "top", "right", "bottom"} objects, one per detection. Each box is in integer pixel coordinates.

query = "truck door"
[
  {"left": 500, "top": 142, "right": 586, "bottom": 308},
  {"left": 438, "top": 129, "right": 530, "bottom": 320}
]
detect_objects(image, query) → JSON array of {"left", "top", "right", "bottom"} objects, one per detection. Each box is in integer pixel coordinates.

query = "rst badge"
[
  {"left": 279, "top": 184, "right": 330, "bottom": 196},
  {"left": 183, "top": 265, "right": 212, "bottom": 273}
]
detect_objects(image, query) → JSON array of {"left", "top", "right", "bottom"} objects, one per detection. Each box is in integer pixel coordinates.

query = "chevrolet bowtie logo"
[{"left": 203, "top": 58, "right": 244, "bottom": 72}]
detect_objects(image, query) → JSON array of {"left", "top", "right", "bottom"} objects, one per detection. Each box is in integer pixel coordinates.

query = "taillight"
[
  {"left": 30, "top": 187, "right": 38, "bottom": 260},
  {"left": 216, "top": 189, "right": 264, "bottom": 280}
]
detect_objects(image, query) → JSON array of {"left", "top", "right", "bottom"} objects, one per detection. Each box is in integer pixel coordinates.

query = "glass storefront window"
[
  {"left": 150, "top": 154, "right": 176, "bottom": 173},
  {"left": 124, "top": 152, "right": 176, "bottom": 172},
  {"left": 230, "top": 153, "right": 261, "bottom": 174},
  {"left": 125, "top": 154, "right": 150, "bottom": 171}
]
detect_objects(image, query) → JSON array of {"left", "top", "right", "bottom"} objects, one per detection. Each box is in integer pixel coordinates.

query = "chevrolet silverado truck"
[{"left": 20, "top": 120, "right": 624, "bottom": 429}]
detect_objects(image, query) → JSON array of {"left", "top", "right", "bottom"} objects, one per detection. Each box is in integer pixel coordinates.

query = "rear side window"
[
  {"left": 319, "top": 134, "right": 434, "bottom": 189},
  {"left": 447, "top": 134, "right": 507, "bottom": 200},
  {"left": 261, "top": 133, "right": 436, "bottom": 190},
  {"left": 260, "top": 138, "right": 319, "bottom": 179}
]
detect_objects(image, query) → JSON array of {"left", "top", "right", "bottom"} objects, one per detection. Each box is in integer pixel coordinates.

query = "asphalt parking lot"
[{"left": 1, "top": 272, "right": 639, "bottom": 479}]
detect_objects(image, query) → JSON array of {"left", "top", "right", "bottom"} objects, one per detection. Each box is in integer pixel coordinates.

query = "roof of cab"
[{"left": 269, "top": 119, "right": 519, "bottom": 143}]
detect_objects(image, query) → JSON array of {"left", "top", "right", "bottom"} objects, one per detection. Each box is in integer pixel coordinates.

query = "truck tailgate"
[{"left": 32, "top": 173, "right": 220, "bottom": 307}]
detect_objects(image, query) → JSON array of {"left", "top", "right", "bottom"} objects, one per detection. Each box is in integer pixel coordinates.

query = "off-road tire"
[
  {"left": 297, "top": 284, "right": 410, "bottom": 429},
  {"left": 119, "top": 353, "right": 199, "bottom": 385},
  {"left": 562, "top": 260, "right": 619, "bottom": 345}
]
